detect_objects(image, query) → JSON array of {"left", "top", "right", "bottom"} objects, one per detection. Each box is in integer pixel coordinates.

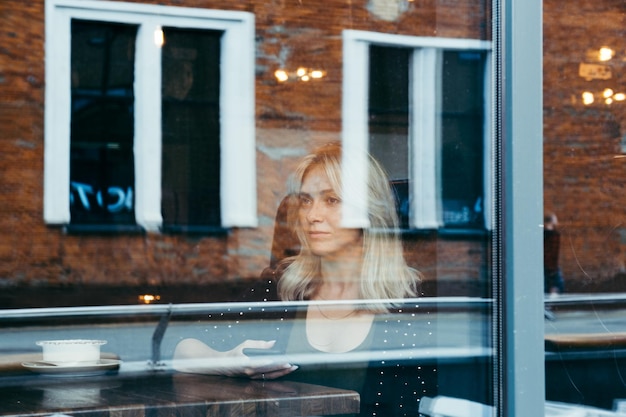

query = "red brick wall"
[
  {"left": 543, "top": 0, "right": 626, "bottom": 289},
  {"left": 2, "top": 0, "right": 494, "bottom": 301}
]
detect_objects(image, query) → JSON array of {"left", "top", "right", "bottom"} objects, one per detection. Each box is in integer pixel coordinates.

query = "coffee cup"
[{"left": 36, "top": 339, "right": 107, "bottom": 364}]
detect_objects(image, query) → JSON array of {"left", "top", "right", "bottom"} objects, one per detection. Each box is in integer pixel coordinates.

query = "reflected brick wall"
[
  {"left": 543, "top": 0, "right": 626, "bottom": 289},
  {"left": 1, "top": 0, "right": 495, "bottom": 304}
]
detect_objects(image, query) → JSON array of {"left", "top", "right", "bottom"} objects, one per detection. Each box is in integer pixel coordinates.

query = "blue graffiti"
[{"left": 70, "top": 181, "right": 133, "bottom": 213}]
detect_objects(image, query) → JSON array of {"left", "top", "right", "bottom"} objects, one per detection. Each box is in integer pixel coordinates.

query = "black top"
[
  {"left": 204, "top": 276, "right": 439, "bottom": 417},
  {"left": 544, "top": 229, "right": 561, "bottom": 273},
  {"left": 280, "top": 308, "right": 438, "bottom": 417}
]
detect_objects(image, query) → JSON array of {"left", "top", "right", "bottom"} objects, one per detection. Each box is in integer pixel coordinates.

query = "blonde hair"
[{"left": 278, "top": 142, "right": 421, "bottom": 308}]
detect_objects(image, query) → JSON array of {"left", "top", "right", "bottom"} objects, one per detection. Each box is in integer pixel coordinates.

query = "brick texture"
[
  {"left": 543, "top": 0, "right": 626, "bottom": 289},
  {"left": 11, "top": 0, "right": 620, "bottom": 303}
]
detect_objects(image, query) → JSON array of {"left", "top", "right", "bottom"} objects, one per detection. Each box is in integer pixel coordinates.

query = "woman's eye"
[
  {"left": 327, "top": 197, "right": 340, "bottom": 205},
  {"left": 300, "top": 197, "right": 312, "bottom": 206}
]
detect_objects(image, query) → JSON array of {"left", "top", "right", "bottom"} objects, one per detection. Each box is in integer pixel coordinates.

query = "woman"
[
  {"left": 174, "top": 143, "right": 434, "bottom": 415},
  {"left": 277, "top": 141, "right": 420, "bottom": 350}
]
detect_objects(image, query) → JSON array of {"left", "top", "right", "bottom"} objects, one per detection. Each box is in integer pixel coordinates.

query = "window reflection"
[
  {"left": 543, "top": 0, "right": 626, "bottom": 413},
  {"left": 543, "top": 0, "right": 626, "bottom": 292},
  {"left": 161, "top": 28, "right": 222, "bottom": 229},
  {"left": 440, "top": 51, "right": 485, "bottom": 229},
  {"left": 7, "top": 1, "right": 499, "bottom": 416},
  {"left": 367, "top": 43, "right": 489, "bottom": 231},
  {"left": 70, "top": 20, "right": 137, "bottom": 226}
]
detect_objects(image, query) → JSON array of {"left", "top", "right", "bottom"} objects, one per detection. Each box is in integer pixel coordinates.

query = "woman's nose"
[{"left": 306, "top": 200, "right": 323, "bottom": 223}]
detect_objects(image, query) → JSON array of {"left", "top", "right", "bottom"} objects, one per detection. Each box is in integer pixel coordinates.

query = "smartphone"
[{"left": 242, "top": 348, "right": 283, "bottom": 357}]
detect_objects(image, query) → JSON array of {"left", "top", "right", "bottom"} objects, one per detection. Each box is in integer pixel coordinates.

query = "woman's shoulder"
[
  {"left": 238, "top": 270, "right": 280, "bottom": 302},
  {"left": 238, "top": 258, "right": 293, "bottom": 302}
]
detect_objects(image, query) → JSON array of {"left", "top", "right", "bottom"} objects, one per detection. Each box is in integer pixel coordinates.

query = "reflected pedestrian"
[{"left": 544, "top": 212, "right": 564, "bottom": 297}]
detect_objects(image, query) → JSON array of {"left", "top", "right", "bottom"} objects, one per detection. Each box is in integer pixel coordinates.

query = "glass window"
[
  {"left": 44, "top": 1, "right": 256, "bottom": 231},
  {"left": 342, "top": 31, "right": 492, "bottom": 231},
  {"left": 543, "top": 0, "right": 626, "bottom": 413},
  {"left": 440, "top": 51, "right": 485, "bottom": 229},
  {"left": 369, "top": 46, "right": 487, "bottom": 229},
  {"left": 368, "top": 46, "right": 411, "bottom": 227},
  {"left": 161, "top": 28, "right": 222, "bottom": 229},
  {"left": 1, "top": 0, "right": 557, "bottom": 416},
  {"left": 70, "top": 20, "right": 137, "bottom": 226}
]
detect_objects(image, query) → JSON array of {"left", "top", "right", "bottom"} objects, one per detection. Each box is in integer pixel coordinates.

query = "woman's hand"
[{"left": 173, "top": 338, "right": 297, "bottom": 380}]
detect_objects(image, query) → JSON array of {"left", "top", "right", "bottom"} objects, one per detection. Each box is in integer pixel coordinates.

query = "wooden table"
[
  {"left": 545, "top": 332, "right": 626, "bottom": 351},
  {"left": 0, "top": 371, "right": 360, "bottom": 417}
]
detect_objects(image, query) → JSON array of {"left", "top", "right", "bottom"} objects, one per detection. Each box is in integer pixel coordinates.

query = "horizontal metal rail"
[
  {"left": 0, "top": 297, "right": 493, "bottom": 322},
  {"left": 544, "top": 293, "right": 626, "bottom": 308},
  {"left": 3, "top": 292, "right": 622, "bottom": 321}
]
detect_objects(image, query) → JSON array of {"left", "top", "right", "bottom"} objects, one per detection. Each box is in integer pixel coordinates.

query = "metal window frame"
[{"left": 496, "top": 0, "right": 545, "bottom": 416}]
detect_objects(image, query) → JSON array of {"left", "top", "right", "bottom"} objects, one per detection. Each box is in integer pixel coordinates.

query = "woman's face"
[{"left": 298, "top": 165, "right": 362, "bottom": 260}]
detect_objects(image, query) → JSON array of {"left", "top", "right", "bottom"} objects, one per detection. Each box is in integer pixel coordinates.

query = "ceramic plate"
[{"left": 22, "top": 359, "right": 121, "bottom": 377}]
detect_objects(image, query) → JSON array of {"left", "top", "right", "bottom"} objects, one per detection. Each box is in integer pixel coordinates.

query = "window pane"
[
  {"left": 29, "top": 2, "right": 499, "bottom": 417},
  {"left": 441, "top": 50, "right": 485, "bottom": 228},
  {"left": 70, "top": 20, "right": 137, "bottom": 225},
  {"left": 368, "top": 45, "right": 411, "bottom": 228},
  {"left": 544, "top": 0, "right": 626, "bottom": 412},
  {"left": 368, "top": 47, "right": 487, "bottom": 230},
  {"left": 161, "top": 28, "right": 222, "bottom": 229}
]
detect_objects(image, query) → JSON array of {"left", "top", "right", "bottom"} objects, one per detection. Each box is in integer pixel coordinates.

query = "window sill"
[
  {"left": 63, "top": 224, "right": 145, "bottom": 235},
  {"left": 160, "top": 225, "right": 229, "bottom": 236},
  {"left": 400, "top": 228, "right": 490, "bottom": 240}
]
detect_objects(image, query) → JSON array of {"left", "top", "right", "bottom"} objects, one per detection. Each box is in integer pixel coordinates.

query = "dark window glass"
[
  {"left": 368, "top": 46, "right": 486, "bottom": 230},
  {"left": 70, "top": 20, "right": 137, "bottom": 226},
  {"left": 441, "top": 50, "right": 485, "bottom": 229},
  {"left": 161, "top": 28, "right": 222, "bottom": 229},
  {"left": 368, "top": 45, "right": 411, "bottom": 228}
]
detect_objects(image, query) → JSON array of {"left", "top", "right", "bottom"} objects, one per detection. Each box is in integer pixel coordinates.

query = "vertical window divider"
[
  {"left": 134, "top": 21, "right": 163, "bottom": 232},
  {"left": 44, "top": 6, "right": 72, "bottom": 224},
  {"left": 410, "top": 48, "right": 442, "bottom": 229},
  {"left": 483, "top": 53, "right": 494, "bottom": 231},
  {"left": 341, "top": 33, "right": 370, "bottom": 228},
  {"left": 498, "top": 0, "right": 545, "bottom": 415},
  {"left": 219, "top": 17, "right": 257, "bottom": 228}
]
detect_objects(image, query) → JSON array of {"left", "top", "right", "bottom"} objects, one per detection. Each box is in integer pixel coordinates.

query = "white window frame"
[
  {"left": 341, "top": 30, "right": 492, "bottom": 230},
  {"left": 44, "top": 0, "right": 257, "bottom": 231}
]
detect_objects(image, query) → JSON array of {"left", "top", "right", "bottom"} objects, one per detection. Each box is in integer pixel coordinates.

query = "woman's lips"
[{"left": 308, "top": 231, "right": 329, "bottom": 238}]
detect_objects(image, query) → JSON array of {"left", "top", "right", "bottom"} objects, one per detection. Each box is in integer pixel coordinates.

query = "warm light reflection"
[
  {"left": 274, "top": 67, "right": 327, "bottom": 82},
  {"left": 138, "top": 294, "right": 161, "bottom": 304},
  {"left": 581, "top": 89, "right": 626, "bottom": 105},
  {"left": 274, "top": 69, "right": 289, "bottom": 82},
  {"left": 598, "top": 46, "right": 615, "bottom": 62},
  {"left": 154, "top": 27, "right": 164, "bottom": 47}
]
